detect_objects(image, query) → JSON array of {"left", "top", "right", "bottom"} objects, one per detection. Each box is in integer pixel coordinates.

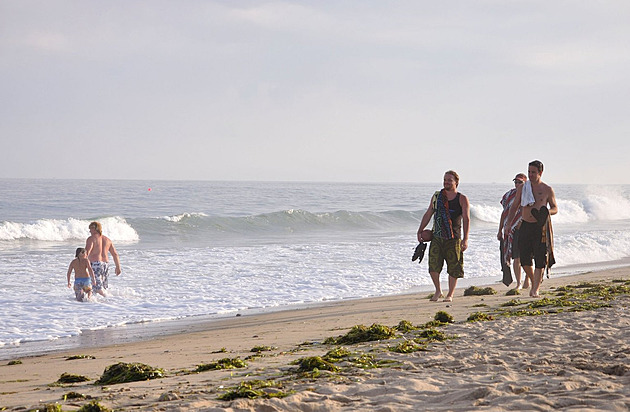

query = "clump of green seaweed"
[
  {"left": 394, "top": 320, "right": 417, "bottom": 332},
  {"left": 467, "top": 312, "right": 494, "bottom": 322},
  {"left": 63, "top": 391, "right": 87, "bottom": 400},
  {"left": 250, "top": 345, "right": 277, "bottom": 353},
  {"left": 434, "top": 311, "right": 454, "bottom": 323},
  {"left": 77, "top": 400, "right": 111, "bottom": 412},
  {"left": 527, "top": 296, "right": 611, "bottom": 312},
  {"left": 349, "top": 353, "right": 387, "bottom": 369},
  {"left": 499, "top": 309, "right": 547, "bottom": 317},
  {"left": 66, "top": 354, "right": 96, "bottom": 361},
  {"left": 506, "top": 288, "right": 521, "bottom": 296},
  {"left": 38, "top": 403, "right": 63, "bottom": 412},
  {"left": 56, "top": 373, "right": 90, "bottom": 384},
  {"left": 7, "top": 360, "right": 22, "bottom": 365},
  {"left": 95, "top": 362, "right": 164, "bottom": 385},
  {"left": 389, "top": 340, "right": 428, "bottom": 353},
  {"left": 294, "top": 356, "right": 339, "bottom": 372},
  {"left": 322, "top": 347, "right": 353, "bottom": 362},
  {"left": 324, "top": 323, "right": 397, "bottom": 345},
  {"left": 195, "top": 357, "right": 247, "bottom": 372},
  {"left": 501, "top": 299, "right": 524, "bottom": 307},
  {"left": 416, "top": 328, "right": 451, "bottom": 342},
  {"left": 218, "top": 380, "right": 293, "bottom": 401},
  {"left": 464, "top": 286, "right": 497, "bottom": 296}
]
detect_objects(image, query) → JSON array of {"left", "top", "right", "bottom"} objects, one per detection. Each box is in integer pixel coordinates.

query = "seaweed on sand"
[
  {"left": 416, "top": 328, "right": 451, "bottom": 342},
  {"left": 95, "top": 362, "right": 164, "bottom": 385},
  {"left": 250, "top": 345, "right": 277, "bottom": 353},
  {"left": 77, "top": 400, "right": 112, "bottom": 412},
  {"left": 195, "top": 357, "right": 247, "bottom": 372},
  {"left": 322, "top": 347, "right": 353, "bottom": 362},
  {"left": 56, "top": 373, "right": 90, "bottom": 384},
  {"left": 467, "top": 312, "right": 494, "bottom": 322},
  {"left": 324, "top": 323, "right": 397, "bottom": 345},
  {"left": 218, "top": 380, "right": 293, "bottom": 401},
  {"left": 294, "top": 356, "right": 339, "bottom": 372},
  {"left": 394, "top": 320, "right": 417, "bottom": 332},
  {"left": 464, "top": 286, "right": 497, "bottom": 296},
  {"left": 38, "top": 403, "right": 62, "bottom": 412},
  {"left": 389, "top": 340, "right": 428, "bottom": 353},
  {"left": 434, "top": 311, "right": 454, "bottom": 323},
  {"left": 66, "top": 354, "right": 96, "bottom": 361},
  {"left": 63, "top": 391, "right": 87, "bottom": 400}
]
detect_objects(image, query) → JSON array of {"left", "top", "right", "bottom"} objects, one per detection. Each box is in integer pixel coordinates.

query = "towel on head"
[{"left": 521, "top": 180, "right": 535, "bottom": 207}]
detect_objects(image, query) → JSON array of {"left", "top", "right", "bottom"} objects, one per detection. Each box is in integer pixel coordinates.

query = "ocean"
[{"left": 1, "top": 179, "right": 630, "bottom": 359}]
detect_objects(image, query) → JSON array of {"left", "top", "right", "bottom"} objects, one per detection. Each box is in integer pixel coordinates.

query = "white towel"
[{"left": 521, "top": 180, "right": 535, "bottom": 207}]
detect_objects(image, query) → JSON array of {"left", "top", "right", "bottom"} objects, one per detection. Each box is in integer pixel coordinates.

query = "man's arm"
[
  {"left": 85, "top": 237, "right": 93, "bottom": 257},
  {"left": 67, "top": 263, "right": 73, "bottom": 288},
  {"left": 461, "top": 194, "right": 470, "bottom": 252},
  {"left": 547, "top": 186, "right": 558, "bottom": 216},
  {"left": 109, "top": 242, "right": 122, "bottom": 275},
  {"left": 417, "top": 199, "right": 434, "bottom": 242}
]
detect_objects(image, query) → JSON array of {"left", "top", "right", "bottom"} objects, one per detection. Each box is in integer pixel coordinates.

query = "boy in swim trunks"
[
  {"left": 67, "top": 247, "right": 97, "bottom": 302},
  {"left": 85, "top": 221, "right": 122, "bottom": 296}
]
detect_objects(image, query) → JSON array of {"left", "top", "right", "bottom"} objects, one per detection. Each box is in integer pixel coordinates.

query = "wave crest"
[{"left": 0, "top": 216, "right": 139, "bottom": 242}]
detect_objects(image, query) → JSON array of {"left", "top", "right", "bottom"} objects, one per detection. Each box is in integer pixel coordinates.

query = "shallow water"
[{"left": 1, "top": 179, "right": 630, "bottom": 358}]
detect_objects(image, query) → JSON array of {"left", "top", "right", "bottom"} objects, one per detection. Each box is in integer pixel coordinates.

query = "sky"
[{"left": 1, "top": 1, "right": 630, "bottom": 184}]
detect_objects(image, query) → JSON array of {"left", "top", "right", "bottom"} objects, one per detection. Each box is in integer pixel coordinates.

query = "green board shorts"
[{"left": 428, "top": 237, "right": 464, "bottom": 278}]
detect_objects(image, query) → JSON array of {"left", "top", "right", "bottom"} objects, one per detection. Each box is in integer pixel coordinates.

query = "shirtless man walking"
[
  {"left": 85, "top": 221, "right": 121, "bottom": 296},
  {"left": 504, "top": 160, "right": 557, "bottom": 298}
]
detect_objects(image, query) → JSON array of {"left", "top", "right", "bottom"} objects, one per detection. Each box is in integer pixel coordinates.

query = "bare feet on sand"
[
  {"left": 443, "top": 296, "right": 453, "bottom": 302},
  {"left": 430, "top": 292, "right": 443, "bottom": 302}
]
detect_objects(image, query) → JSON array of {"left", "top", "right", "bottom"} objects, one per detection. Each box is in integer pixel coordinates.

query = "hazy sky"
[{"left": 2, "top": 1, "right": 629, "bottom": 184}]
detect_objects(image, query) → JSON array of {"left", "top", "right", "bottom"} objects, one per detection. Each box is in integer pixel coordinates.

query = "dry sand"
[{"left": 1, "top": 268, "right": 629, "bottom": 411}]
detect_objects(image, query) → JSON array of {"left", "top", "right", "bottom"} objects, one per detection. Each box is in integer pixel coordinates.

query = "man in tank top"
[{"left": 416, "top": 170, "right": 470, "bottom": 302}]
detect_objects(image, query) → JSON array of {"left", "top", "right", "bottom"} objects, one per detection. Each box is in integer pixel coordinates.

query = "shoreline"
[
  {"left": 2, "top": 261, "right": 630, "bottom": 362},
  {"left": 1, "top": 266, "right": 628, "bottom": 411}
]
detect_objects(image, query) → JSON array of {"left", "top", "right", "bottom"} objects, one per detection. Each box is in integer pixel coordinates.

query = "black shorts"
[
  {"left": 519, "top": 221, "right": 546, "bottom": 268},
  {"left": 512, "top": 228, "right": 520, "bottom": 260}
]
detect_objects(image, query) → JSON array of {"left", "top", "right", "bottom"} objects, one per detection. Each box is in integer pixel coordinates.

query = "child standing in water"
[{"left": 67, "top": 248, "right": 97, "bottom": 302}]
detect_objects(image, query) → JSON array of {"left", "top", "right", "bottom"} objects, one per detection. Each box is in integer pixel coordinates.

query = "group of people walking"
[
  {"left": 65, "top": 162, "right": 557, "bottom": 303},
  {"left": 66, "top": 221, "right": 121, "bottom": 301},
  {"left": 417, "top": 160, "right": 557, "bottom": 302}
]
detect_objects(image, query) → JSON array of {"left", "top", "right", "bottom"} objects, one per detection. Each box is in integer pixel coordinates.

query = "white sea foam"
[
  {"left": 0, "top": 216, "right": 139, "bottom": 242},
  {"left": 582, "top": 187, "right": 630, "bottom": 220},
  {"left": 159, "top": 212, "right": 209, "bottom": 222},
  {"left": 470, "top": 204, "right": 502, "bottom": 224}
]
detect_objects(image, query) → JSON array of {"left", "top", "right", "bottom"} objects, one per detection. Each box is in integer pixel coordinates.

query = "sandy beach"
[{"left": 1, "top": 267, "right": 629, "bottom": 411}]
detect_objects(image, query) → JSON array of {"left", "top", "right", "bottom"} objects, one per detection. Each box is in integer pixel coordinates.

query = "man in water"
[
  {"left": 85, "top": 221, "right": 121, "bottom": 296},
  {"left": 504, "top": 160, "right": 557, "bottom": 298},
  {"left": 498, "top": 173, "right": 529, "bottom": 289},
  {"left": 417, "top": 170, "right": 470, "bottom": 302}
]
